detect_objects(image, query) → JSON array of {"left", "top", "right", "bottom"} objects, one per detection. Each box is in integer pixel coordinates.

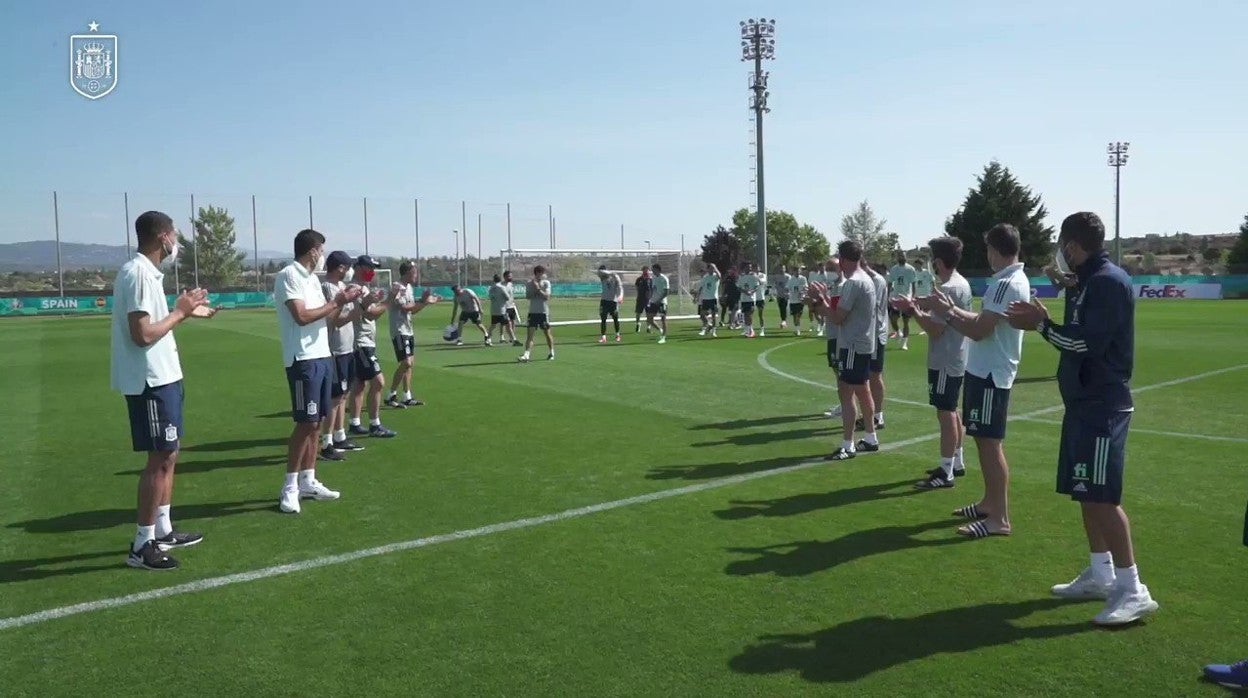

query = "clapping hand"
[
  {"left": 891, "top": 295, "right": 917, "bottom": 314},
  {"left": 175, "top": 288, "right": 213, "bottom": 318},
  {"left": 923, "top": 288, "right": 953, "bottom": 314},
  {"left": 1006, "top": 297, "right": 1049, "bottom": 330}
]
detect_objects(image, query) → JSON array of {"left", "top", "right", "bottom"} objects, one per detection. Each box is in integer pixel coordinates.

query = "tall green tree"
[
  {"left": 730, "top": 208, "right": 831, "bottom": 271},
  {"left": 700, "top": 225, "right": 743, "bottom": 273},
  {"left": 1227, "top": 214, "right": 1248, "bottom": 267},
  {"left": 944, "top": 161, "right": 1054, "bottom": 272},
  {"left": 178, "top": 205, "right": 247, "bottom": 289},
  {"left": 839, "top": 200, "right": 900, "bottom": 265}
]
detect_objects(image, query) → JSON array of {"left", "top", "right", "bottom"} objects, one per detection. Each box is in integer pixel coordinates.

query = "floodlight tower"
[
  {"left": 1107, "top": 141, "right": 1130, "bottom": 265},
  {"left": 741, "top": 17, "right": 775, "bottom": 274}
]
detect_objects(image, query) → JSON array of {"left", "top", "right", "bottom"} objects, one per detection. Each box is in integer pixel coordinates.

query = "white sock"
[
  {"left": 940, "top": 457, "right": 955, "bottom": 478},
  {"left": 387, "top": 390, "right": 396, "bottom": 399},
  {"left": 953, "top": 447, "right": 964, "bottom": 468},
  {"left": 370, "top": 417, "right": 381, "bottom": 427},
  {"left": 404, "top": 391, "right": 412, "bottom": 401},
  {"left": 321, "top": 433, "right": 333, "bottom": 448},
  {"left": 874, "top": 411, "right": 884, "bottom": 424},
  {"left": 299, "top": 469, "right": 316, "bottom": 485},
  {"left": 841, "top": 439, "right": 855, "bottom": 452},
  {"left": 1114, "top": 564, "right": 1141, "bottom": 593},
  {"left": 349, "top": 417, "right": 361, "bottom": 427},
  {"left": 133, "top": 525, "right": 155, "bottom": 553},
  {"left": 283, "top": 472, "right": 298, "bottom": 489},
  {"left": 862, "top": 432, "right": 879, "bottom": 446},
  {"left": 1090, "top": 552, "right": 1115, "bottom": 585},
  {"left": 333, "top": 428, "right": 346, "bottom": 442},
  {"left": 154, "top": 504, "right": 172, "bottom": 538}
]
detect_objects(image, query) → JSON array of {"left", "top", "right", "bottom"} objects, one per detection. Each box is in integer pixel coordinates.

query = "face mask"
[
  {"left": 161, "top": 236, "right": 180, "bottom": 265},
  {"left": 1054, "top": 241, "right": 1073, "bottom": 276},
  {"left": 358, "top": 268, "right": 375, "bottom": 283},
  {"left": 344, "top": 267, "right": 355, "bottom": 283},
  {"left": 313, "top": 250, "right": 326, "bottom": 273}
]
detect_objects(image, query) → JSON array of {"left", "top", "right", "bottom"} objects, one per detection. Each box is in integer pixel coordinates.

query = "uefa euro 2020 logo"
[{"left": 70, "top": 22, "right": 117, "bottom": 100}]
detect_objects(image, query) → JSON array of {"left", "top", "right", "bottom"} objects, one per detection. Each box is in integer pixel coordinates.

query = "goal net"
[{"left": 499, "top": 248, "right": 700, "bottom": 326}]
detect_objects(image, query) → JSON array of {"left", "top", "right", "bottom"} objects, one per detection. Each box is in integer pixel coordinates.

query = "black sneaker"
[
  {"left": 511, "top": 340, "right": 522, "bottom": 347},
  {"left": 348, "top": 424, "right": 370, "bottom": 436},
  {"left": 370, "top": 425, "right": 397, "bottom": 438},
  {"left": 915, "top": 470, "right": 955, "bottom": 489},
  {"left": 855, "top": 418, "right": 886, "bottom": 431},
  {"left": 402, "top": 398, "right": 424, "bottom": 407},
  {"left": 386, "top": 396, "right": 406, "bottom": 409},
  {"left": 127, "top": 539, "right": 178, "bottom": 571},
  {"left": 855, "top": 439, "right": 881, "bottom": 453},
  {"left": 155, "top": 531, "right": 204, "bottom": 551},
  {"left": 824, "top": 447, "right": 856, "bottom": 461},
  {"left": 319, "top": 446, "right": 346, "bottom": 462},
  {"left": 334, "top": 439, "right": 365, "bottom": 452},
  {"left": 928, "top": 465, "right": 967, "bottom": 479}
]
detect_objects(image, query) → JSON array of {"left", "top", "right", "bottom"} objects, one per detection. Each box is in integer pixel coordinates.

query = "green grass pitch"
[{"left": 0, "top": 299, "right": 1245, "bottom": 696}]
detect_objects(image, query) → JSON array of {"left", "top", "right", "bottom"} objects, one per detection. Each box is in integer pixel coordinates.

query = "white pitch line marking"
[
  {"left": 756, "top": 342, "right": 930, "bottom": 408},
  {"left": 2, "top": 362, "right": 1244, "bottom": 632},
  {"left": 1015, "top": 416, "right": 1248, "bottom": 443}
]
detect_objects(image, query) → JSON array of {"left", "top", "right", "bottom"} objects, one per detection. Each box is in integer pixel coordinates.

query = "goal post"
[{"left": 500, "top": 248, "right": 701, "bottom": 327}]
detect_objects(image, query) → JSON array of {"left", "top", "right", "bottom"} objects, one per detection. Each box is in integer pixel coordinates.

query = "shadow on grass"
[
  {"left": 691, "top": 414, "right": 826, "bottom": 431},
  {"left": 715, "top": 479, "right": 924, "bottom": 520},
  {"left": 441, "top": 360, "right": 532, "bottom": 368},
  {"left": 693, "top": 426, "right": 838, "bottom": 448},
  {"left": 114, "top": 454, "right": 285, "bottom": 476},
  {"left": 182, "top": 438, "right": 287, "bottom": 453},
  {"left": 1013, "top": 375, "right": 1056, "bottom": 384},
  {"left": 7, "top": 498, "right": 275, "bottom": 534},
  {"left": 728, "top": 598, "right": 1089, "bottom": 683},
  {"left": 646, "top": 454, "right": 819, "bottom": 481},
  {"left": 254, "top": 411, "right": 289, "bottom": 418},
  {"left": 0, "top": 549, "right": 122, "bottom": 584},
  {"left": 724, "top": 519, "right": 966, "bottom": 577}
]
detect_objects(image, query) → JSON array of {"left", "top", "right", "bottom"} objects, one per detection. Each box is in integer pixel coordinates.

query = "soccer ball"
[{"left": 442, "top": 325, "right": 461, "bottom": 343}]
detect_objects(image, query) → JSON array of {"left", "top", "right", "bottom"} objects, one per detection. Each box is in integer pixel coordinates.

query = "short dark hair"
[
  {"left": 533, "top": 265, "right": 545, "bottom": 275},
  {"left": 837, "top": 239, "right": 863, "bottom": 262},
  {"left": 294, "top": 229, "right": 325, "bottom": 258},
  {"left": 1059, "top": 212, "right": 1106, "bottom": 253},
  {"left": 503, "top": 270, "right": 513, "bottom": 279},
  {"left": 492, "top": 274, "right": 501, "bottom": 283},
  {"left": 984, "top": 223, "right": 1021, "bottom": 258},
  {"left": 895, "top": 250, "right": 906, "bottom": 263},
  {"left": 135, "top": 211, "right": 173, "bottom": 247},
  {"left": 651, "top": 264, "right": 662, "bottom": 272},
  {"left": 399, "top": 260, "right": 414, "bottom": 276},
  {"left": 598, "top": 264, "right": 607, "bottom": 271},
  {"left": 450, "top": 284, "right": 460, "bottom": 292},
  {"left": 927, "top": 236, "right": 963, "bottom": 270}
]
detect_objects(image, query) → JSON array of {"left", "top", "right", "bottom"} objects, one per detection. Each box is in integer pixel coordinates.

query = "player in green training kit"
[
  {"left": 449, "top": 285, "right": 490, "bottom": 346},
  {"left": 647, "top": 263, "right": 671, "bottom": 344},
  {"left": 488, "top": 274, "right": 519, "bottom": 345},
  {"left": 785, "top": 266, "right": 809, "bottom": 335},
  {"left": 912, "top": 257, "right": 936, "bottom": 336},
  {"left": 737, "top": 262, "right": 762, "bottom": 338},
  {"left": 887, "top": 252, "right": 916, "bottom": 350},
  {"left": 697, "top": 264, "right": 721, "bottom": 337}
]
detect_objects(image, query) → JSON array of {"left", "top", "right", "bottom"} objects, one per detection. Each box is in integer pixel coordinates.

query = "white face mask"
[
  {"left": 344, "top": 266, "right": 355, "bottom": 283},
  {"left": 1053, "top": 241, "right": 1074, "bottom": 276},
  {"left": 162, "top": 236, "right": 180, "bottom": 265},
  {"left": 313, "top": 249, "right": 326, "bottom": 273}
]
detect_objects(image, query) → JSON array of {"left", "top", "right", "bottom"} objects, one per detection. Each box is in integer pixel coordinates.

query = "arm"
[
  {"left": 331, "top": 302, "right": 360, "bottom": 328},
  {"left": 941, "top": 305, "right": 1000, "bottom": 342},
  {"left": 286, "top": 297, "right": 342, "bottom": 327},
  {"left": 1037, "top": 279, "right": 1117, "bottom": 356},
  {"left": 896, "top": 298, "right": 946, "bottom": 338}
]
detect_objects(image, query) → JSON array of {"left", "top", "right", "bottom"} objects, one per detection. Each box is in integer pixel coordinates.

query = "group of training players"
[{"left": 109, "top": 208, "right": 1159, "bottom": 628}]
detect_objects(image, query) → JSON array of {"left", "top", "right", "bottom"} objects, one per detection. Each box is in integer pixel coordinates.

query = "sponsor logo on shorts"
[{"left": 1073, "top": 462, "right": 1088, "bottom": 480}]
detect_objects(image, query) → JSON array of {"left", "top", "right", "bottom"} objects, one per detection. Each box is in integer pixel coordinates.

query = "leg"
[
  {"left": 659, "top": 312, "right": 667, "bottom": 335},
  {"left": 974, "top": 436, "right": 1011, "bottom": 532},
  {"left": 349, "top": 380, "right": 364, "bottom": 423},
  {"left": 869, "top": 372, "right": 884, "bottom": 422},
  {"left": 599, "top": 306, "right": 608, "bottom": 336},
  {"left": 524, "top": 325, "right": 536, "bottom": 352},
  {"left": 611, "top": 310, "right": 620, "bottom": 334},
  {"left": 853, "top": 384, "right": 877, "bottom": 438},
  {"left": 937, "top": 409, "right": 959, "bottom": 459},
  {"left": 368, "top": 375, "right": 384, "bottom": 422},
  {"left": 544, "top": 327, "right": 555, "bottom": 353}
]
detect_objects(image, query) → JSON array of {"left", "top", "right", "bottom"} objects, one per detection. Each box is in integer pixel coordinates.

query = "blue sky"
[{"left": 2, "top": 0, "right": 1246, "bottom": 259}]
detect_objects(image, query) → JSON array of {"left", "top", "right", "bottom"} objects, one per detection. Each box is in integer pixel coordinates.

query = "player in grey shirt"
[
  {"left": 318, "top": 251, "right": 365, "bottom": 461},
  {"left": 862, "top": 263, "right": 890, "bottom": 432},
  {"left": 449, "top": 285, "right": 490, "bottom": 346},
  {"left": 347, "top": 255, "right": 400, "bottom": 437},
  {"left": 487, "top": 274, "right": 519, "bottom": 345},
  {"left": 597, "top": 264, "right": 624, "bottom": 342},
  {"left": 818, "top": 255, "right": 846, "bottom": 418},
  {"left": 897, "top": 237, "right": 973, "bottom": 489},
  {"left": 808, "top": 241, "right": 879, "bottom": 460}
]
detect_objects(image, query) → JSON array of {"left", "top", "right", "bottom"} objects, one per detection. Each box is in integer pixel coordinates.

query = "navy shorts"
[
  {"left": 490, "top": 314, "right": 508, "bottom": 325},
  {"left": 600, "top": 300, "right": 619, "bottom": 316},
  {"left": 528, "top": 313, "right": 550, "bottom": 330},
  {"left": 646, "top": 302, "right": 667, "bottom": 316},
  {"left": 458, "top": 311, "right": 481, "bottom": 325},
  {"left": 125, "top": 381, "right": 184, "bottom": 452},
  {"left": 755, "top": 298, "right": 767, "bottom": 308},
  {"left": 635, "top": 299, "right": 649, "bottom": 314},
  {"left": 1057, "top": 408, "right": 1131, "bottom": 505},
  {"left": 506, "top": 308, "right": 520, "bottom": 323},
  {"left": 392, "top": 334, "right": 414, "bottom": 363},
  {"left": 826, "top": 338, "right": 838, "bottom": 369},
  {"left": 837, "top": 348, "right": 872, "bottom": 386},
  {"left": 962, "top": 372, "right": 1011, "bottom": 440},
  {"left": 788, "top": 302, "right": 804, "bottom": 316},
  {"left": 928, "top": 368, "right": 963, "bottom": 412},
  {"left": 353, "top": 346, "right": 382, "bottom": 381},
  {"left": 287, "top": 357, "right": 333, "bottom": 423},
  {"left": 740, "top": 301, "right": 756, "bottom": 313},
  {"left": 331, "top": 353, "right": 354, "bottom": 398},
  {"left": 870, "top": 340, "right": 886, "bottom": 373},
  {"left": 699, "top": 299, "right": 718, "bottom": 314}
]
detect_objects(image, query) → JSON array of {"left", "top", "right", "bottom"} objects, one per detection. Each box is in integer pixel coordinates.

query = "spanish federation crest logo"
[{"left": 70, "top": 22, "right": 118, "bottom": 99}]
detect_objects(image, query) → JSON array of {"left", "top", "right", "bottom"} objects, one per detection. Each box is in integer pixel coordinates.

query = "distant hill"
[{"left": 0, "top": 241, "right": 290, "bottom": 272}]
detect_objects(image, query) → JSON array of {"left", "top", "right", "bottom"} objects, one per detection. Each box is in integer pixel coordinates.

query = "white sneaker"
[
  {"left": 759, "top": 328, "right": 766, "bottom": 337},
  {"left": 901, "top": 339, "right": 909, "bottom": 351},
  {"left": 780, "top": 321, "right": 787, "bottom": 329},
  {"left": 816, "top": 328, "right": 825, "bottom": 337},
  {"left": 279, "top": 486, "right": 301, "bottom": 514},
  {"left": 710, "top": 328, "right": 717, "bottom": 337},
  {"left": 823, "top": 405, "right": 843, "bottom": 418},
  {"left": 794, "top": 328, "right": 801, "bottom": 336},
  {"left": 1051, "top": 567, "right": 1113, "bottom": 600},
  {"left": 1094, "top": 584, "right": 1159, "bottom": 625},
  {"left": 518, "top": 354, "right": 530, "bottom": 363},
  {"left": 299, "top": 479, "right": 341, "bottom": 501},
  {"left": 657, "top": 335, "right": 666, "bottom": 344},
  {"left": 484, "top": 338, "right": 492, "bottom": 346},
  {"left": 698, "top": 328, "right": 706, "bottom": 336}
]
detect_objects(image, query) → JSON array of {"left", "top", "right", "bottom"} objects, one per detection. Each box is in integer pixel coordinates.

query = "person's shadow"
[
  {"left": 725, "top": 519, "right": 965, "bottom": 577},
  {"left": 646, "top": 454, "right": 820, "bottom": 481},
  {"left": 729, "top": 598, "right": 1090, "bottom": 682},
  {"left": 715, "top": 479, "right": 923, "bottom": 520},
  {"left": 0, "top": 550, "right": 123, "bottom": 584},
  {"left": 6, "top": 498, "right": 275, "bottom": 535},
  {"left": 690, "top": 414, "right": 825, "bottom": 431}
]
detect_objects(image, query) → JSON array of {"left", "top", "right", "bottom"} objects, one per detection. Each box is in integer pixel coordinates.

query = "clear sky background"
[{"left": 2, "top": 0, "right": 1245, "bottom": 259}]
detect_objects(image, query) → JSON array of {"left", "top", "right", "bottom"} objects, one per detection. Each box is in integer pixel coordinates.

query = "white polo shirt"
[
  {"left": 966, "top": 262, "right": 1030, "bottom": 389},
  {"left": 274, "top": 261, "right": 331, "bottom": 367},
  {"left": 110, "top": 254, "right": 183, "bottom": 395}
]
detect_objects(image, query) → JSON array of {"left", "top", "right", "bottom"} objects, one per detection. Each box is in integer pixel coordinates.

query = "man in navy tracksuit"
[{"left": 1007, "top": 211, "right": 1159, "bottom": 626}]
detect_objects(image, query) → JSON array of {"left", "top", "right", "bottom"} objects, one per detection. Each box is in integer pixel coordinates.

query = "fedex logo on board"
[{"left": 1137, "top": 284, "right": 1186, "bottom": 298}]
